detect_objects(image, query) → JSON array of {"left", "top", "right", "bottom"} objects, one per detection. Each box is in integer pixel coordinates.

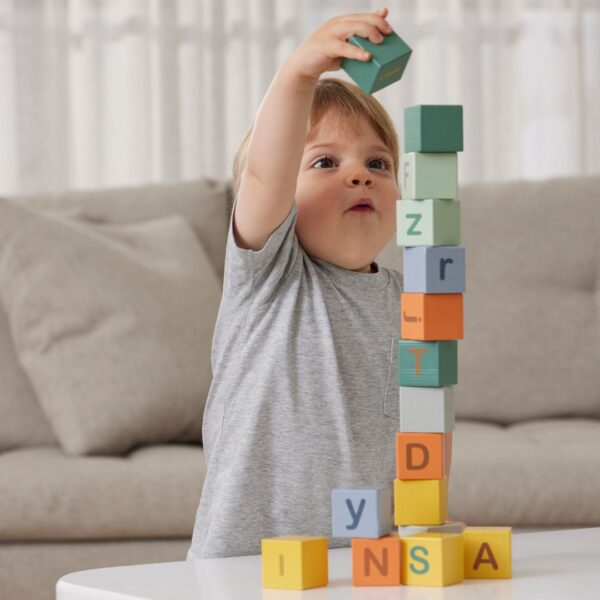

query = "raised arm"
[{"left": 233, "top": 8, "right": 393, "bottom": 251}]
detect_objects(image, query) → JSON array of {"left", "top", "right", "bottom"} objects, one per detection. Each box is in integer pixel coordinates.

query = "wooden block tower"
[{"left": 261, "top": 92, "right": 513, "bottom": 591}]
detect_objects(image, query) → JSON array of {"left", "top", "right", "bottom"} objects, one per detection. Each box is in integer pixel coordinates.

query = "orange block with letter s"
[{"left": 400, "top": 293, "right": 463, "bottom": 341}]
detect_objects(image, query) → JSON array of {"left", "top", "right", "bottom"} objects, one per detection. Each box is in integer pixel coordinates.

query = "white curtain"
[{"left": 0, "top": 0, "right": 598, "bottom": 195}]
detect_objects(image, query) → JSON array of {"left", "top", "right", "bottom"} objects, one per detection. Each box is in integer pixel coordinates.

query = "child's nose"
[{"left": 346, "top": 173, "right": 373, "bottom": 187}]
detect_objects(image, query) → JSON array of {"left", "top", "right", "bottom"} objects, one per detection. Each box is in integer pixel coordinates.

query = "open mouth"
[{"left": 350, "top": 204, "right": 375, "bottom": 212}]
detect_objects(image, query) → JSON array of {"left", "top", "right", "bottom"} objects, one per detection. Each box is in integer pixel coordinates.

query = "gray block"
[{"left": 399, "top": 386, "right": 455, "bottom": 432}]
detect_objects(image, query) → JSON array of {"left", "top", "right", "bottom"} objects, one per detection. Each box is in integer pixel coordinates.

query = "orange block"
[
  {"left": 396, "top": 432, "right": 452, "bottom": 480},
  {"left": 400, "top": 293, "right": 463, "bottom": 340},
  {"left": 352, "top": 535, "right": 402, "bottom": 586}
]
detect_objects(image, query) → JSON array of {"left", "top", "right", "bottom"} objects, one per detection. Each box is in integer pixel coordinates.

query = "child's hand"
[{"left": 285, "top": 7, "right": 393, "bottom": 82}]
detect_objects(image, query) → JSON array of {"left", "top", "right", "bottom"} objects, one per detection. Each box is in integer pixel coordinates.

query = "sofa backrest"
[{"left": 381, "top": 174, "right": 600, "bottom": 423}]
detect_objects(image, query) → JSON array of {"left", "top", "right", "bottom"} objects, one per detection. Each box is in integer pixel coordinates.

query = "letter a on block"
[
  {"left": 352, "top": 535, "right": 402, "bottom": 586},
  {"left": 463, "top": 527, "right": 512, "bottom": 579}
]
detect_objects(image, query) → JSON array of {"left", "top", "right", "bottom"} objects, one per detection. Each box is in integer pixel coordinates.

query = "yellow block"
[
  {"left": 464, "top": 527, "right": 512, "bottom": 579},
  {"left": 400, "top": 533, "right": 464, "bottom": 586},
  {"left": 394, "top": 478, "right": 448, "bottom": 525},
  {"left": 261, "top": 535, "right": 328, "bottom": 590}
]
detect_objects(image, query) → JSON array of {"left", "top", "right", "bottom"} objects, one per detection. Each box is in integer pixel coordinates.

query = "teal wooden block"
[
  {"left": 396, "top": 199, "right": 461, "bottom": 247},
  {"left": 397, "top": 340, "right": 458, "bottom": 387},
  {"left": 341, "top": 31, "right": 412, "bottom": 95},
  {"left": 400, "top": 152, "right": 458, "bottom": 200},
  {"left": 404, "top": 105, "right": 464, "bottom": 153}
]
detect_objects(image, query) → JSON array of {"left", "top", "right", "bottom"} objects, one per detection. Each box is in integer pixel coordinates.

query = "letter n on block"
[
  {"left": 352, "top": 535, "right": 401, "bottom": 586},
  {"left": 331, "top": 485, "right": 393, "bottom": 539},
  {"left": 261, "top": 536, "right": 328, "bottom": 590},
  {"left": 464, "top": 527, "right": 512, "bottom": 579},
  {"left": 396, "top": 432, "right": 451, "bottom": 480}
]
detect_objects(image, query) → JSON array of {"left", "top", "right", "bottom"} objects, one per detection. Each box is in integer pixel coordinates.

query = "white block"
[
  {"left": 398, "top": 522, "right": 465, "bottom": 537},
  {"left": 399, "top": 386, "right": 455, "bottom": 432}
]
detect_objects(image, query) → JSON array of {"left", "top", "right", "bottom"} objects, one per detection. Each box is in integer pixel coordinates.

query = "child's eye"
[
  {"left": 369, "top": 156, "right": 392, "bottom": 170},
  {"left": 313, "top": 155, "right": 335, "bottom": 169}
]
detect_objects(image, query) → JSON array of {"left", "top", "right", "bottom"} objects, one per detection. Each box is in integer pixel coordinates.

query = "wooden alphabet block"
[
  {"left": 341, "top": 31, "right": 412, "bottom": 95},
  {"left": 404, "top": 105, "right": 464, "bottom": 153},
  {"left": 396, "top": 432, "right": 451, "bottom": 480},
  {"left": 463, "top": 527, "right": 512, "bottom": 579},
  {"left": 400, "top": 292, "right": 463, "bottom": 341},
  {"left": 400, "top": 533, "right": 464, "bottom": 586},
  {"left": 394, "top": 478, "right": 449, "bottom": 526},
  {"left": 396, "top": 199, "right": 461, "bottom": 247},
  {"left": 403, "top": 246, "right": 465, "bottom": 294},
  {"left": 398, "top": 520, "right": 465, "bottom": 537},
  {"left": 352, "top": 534, "right": 402, "bottom": 586},
  {"left": 397, "top": 340, "right": 458, "bottom": 387},
  {"left": 261, "top": 535, "right": 328, "bottom": 590},
  {"left": 399, "top": 386, "right": 455, "bottom": 433},
  {"left": 331, "top": 485, "right": 393, "bottom": 539},
  {"left": 400, "top": 152, "right": 458, "bottom": 200}
]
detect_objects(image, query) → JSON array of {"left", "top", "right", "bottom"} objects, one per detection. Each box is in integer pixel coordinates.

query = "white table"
[{"left": 57, "top": 528, "right": 600, "bottom": 600}]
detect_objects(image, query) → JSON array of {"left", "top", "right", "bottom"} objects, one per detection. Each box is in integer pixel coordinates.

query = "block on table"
[
  {"left": 399, "top": 386, "right": 455, "bottom": 433},
  {"left": 331, "top": 485, "right": 393, "bottom": 539},
  {"left": 400, "top": 292, "right": 463, "bottom": 341},
  {"left": 394, "top": 478, "right": 449, "bottom": 526},
  {"left": 400, "top": 533, "right": 464, "bottom": 586},
  {"left": 397, "top": 340, "right": 458, "bottom": 387},
  {"left": 261, "top": 535, "right": 328, "bottom": 590},
  {"left": 403, "top": 246, "right": 465, "bottom": 294},
  {"left": 352, "top": 534, "right": 402, "bottom": 586},
  {"left": 396, "top": 199, "right": 461, "bottom": 247},
  {"left": 404, "top": 105, "right": 464, "bottom": 153},
  {"left": 400, "top": 152, "right": 458, "bottom": 200},
  {"left": 464, "top": 527, "right": 512, "bottom": 579}
]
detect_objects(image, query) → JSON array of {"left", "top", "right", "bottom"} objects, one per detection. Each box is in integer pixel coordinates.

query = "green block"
[
  {"left": 396, "top": 199, "right": 461, "bottom": 247},
  {"left": 397, "top": 340, "right": 458, "bottom": 387},
  {"left": 405, "top": 105, "right": 464, "bottom": 152},
  {"left": 401, "top": 152, "right": 458, "bottom": 200},
  {"left": 341, "top": 31, "right": 412, "bottom": 95}
]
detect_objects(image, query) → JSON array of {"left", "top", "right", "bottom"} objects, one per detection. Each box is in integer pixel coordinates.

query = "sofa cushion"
[
  {"left": 12, "top": 179, "right": 230, "bottom": 279},
  {"left": 0, "top": 199, "right": 221, "bottom": 455},
  {"left": 450, "top": 418, "right": 600, "bottom": 525},
  {"left": 0, "top": 445, "right": 204, "bottom": 541}
]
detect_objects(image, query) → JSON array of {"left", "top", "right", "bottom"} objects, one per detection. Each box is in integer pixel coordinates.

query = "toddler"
[{"left": 188, "top": 7, "right": 404, "bottom": 559}]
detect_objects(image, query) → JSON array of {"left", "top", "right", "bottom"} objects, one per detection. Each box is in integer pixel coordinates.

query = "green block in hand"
[{"left": 341, "top": 31, "right": 412, "bottom": 95}]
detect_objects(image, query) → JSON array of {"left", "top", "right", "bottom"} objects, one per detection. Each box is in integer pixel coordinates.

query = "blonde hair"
[{"left": 232, "top": 77, "right": 399, "bottom": 195}]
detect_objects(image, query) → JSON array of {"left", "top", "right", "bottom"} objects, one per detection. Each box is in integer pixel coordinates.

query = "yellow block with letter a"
[
  {"left": 463, "top": 526, "right": 512, "bottom": 579},
  {"left": 261, "top": 535, "right": 328, "bottom": 590},
  {"left": 400, "top": 533, "right": 464, "bottom": 586}
]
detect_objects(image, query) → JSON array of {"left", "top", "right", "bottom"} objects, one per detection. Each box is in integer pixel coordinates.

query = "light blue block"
[
  {"left": 403, "top": 246, "right": 466, "bottom": 293},
  {"left": 331, "top": 485, "right": 393, "bottom": 539}
]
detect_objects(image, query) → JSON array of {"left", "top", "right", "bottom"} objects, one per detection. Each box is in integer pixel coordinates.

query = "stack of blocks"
[{"left": 261, "top": 36, "right": 511, "bottom": 591}]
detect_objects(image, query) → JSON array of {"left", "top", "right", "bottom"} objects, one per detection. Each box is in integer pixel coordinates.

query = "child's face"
[{"left": 295, "top": 111, "right": 398, "bottom": 272}]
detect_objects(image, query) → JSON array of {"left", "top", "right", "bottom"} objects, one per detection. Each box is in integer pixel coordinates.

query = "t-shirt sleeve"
[{"left": 221, "top": 194, "right": 300, "bottom": 306}]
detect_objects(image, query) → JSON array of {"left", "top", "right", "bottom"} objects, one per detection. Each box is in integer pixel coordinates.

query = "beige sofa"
[{"left": 1, "top": 175, "right": 599, "bottom": 600}]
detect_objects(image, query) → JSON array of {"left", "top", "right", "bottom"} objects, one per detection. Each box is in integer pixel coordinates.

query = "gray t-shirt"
[{"left": 187, "top": 199, "right": 403, "bottom": 559}]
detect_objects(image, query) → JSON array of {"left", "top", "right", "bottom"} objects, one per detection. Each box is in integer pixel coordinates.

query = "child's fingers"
[
  {"left": 334, "top": 11, "right": 392, "bottom": 37},
  {"left": 334, "top": 20, "right": 388, "bottom": 45},
  {"left": 334, "top": 39, "right": 372, "bottom": 62}
]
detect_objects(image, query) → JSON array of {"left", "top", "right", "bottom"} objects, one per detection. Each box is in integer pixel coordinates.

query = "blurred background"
[{"left": 1, "top": 0, "right": 599, "bottom": 196}]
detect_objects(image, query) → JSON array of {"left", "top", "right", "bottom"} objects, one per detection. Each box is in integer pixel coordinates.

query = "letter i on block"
[
  {"left": 331, "top": 485, "right": 393, "bottom": 538},
  {"left": 463, "top": 527, "right": 512, "bottom": 579},
  {"left": 261, "top": 536, "right": 328, "bottom": 590}
]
